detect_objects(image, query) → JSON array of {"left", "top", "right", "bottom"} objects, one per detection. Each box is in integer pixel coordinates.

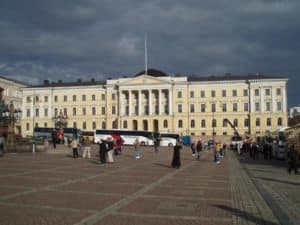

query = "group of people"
[{"left": 71, "top": 136, "right": 92, "bottom": 159}]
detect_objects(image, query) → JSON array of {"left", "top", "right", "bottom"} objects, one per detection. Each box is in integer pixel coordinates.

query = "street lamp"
[
  {"left": 1, "top": 101, "right": 21, "bottom": 153},
  {"left": 53, "top": 109, "right": 68, "bottom": 129}
]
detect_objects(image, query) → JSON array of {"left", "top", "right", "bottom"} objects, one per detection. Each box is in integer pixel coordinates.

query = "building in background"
[
  {"left": 21, "top": 69, "right": 288, "bottom": 139},
  {"left": 0, "top": 76, "right": 28, "bottom": 136}
]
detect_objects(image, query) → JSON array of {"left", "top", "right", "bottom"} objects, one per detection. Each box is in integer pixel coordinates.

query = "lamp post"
[{"left": 53, "top": 109, "right": 68, "bottom": 129}]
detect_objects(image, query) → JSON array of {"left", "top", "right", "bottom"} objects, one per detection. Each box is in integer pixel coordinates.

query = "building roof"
[
  {"left": 28, "top": 79, "right": 105, "bottom": 88},
  {"left": 0, "top": 75, "right": 29, "bottom": 86},
  {"left": 135, "top": 69, "right": 169, "bottom": 77},
  {"left": 188, "top": 73, "right": 286, "bottom": 82}
]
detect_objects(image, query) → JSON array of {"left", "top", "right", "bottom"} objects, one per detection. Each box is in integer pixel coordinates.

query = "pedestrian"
[
  {"left": 51, "top": 129, "right": 57, "bottom": 149},
  {"left": 154, "top": 138, "right": 159, "bottom": 153},
  {"left": 99, "top": 139, "right": 107, "bottom": 164},
  {"left": 82, "top": 136, "right": 92, "bottom": 159},
  {"left": 222, "top": 143, "right": 226, "bottom": 157},
  {"left": 268, "top": 143, "right": 273, "bottom": 160},
  {"left": 191, "top": 142, "right": 196, "bottom": 156},
  {"left": 196, "top": 140, "right": 202, "bottom": 160},
  {"left": 263, "top": 143, "right": 268, "bottom": 160},
  {"left": 251, "top": 142, "right": 259, "bottom": 160},
  {"left": 287, "top": 144, "right": 298, "bottom": 175},
  {"left": 44, "top": 138, "right": 49, "bottom": 151},
  {"left": 134, "top": 138, "right": 141, "bottom": 159},
  {"left": 106, "top": 137, "right": 114, "bottom": 163},
  {"left": 71, "top": 138, "right": 79, "bottom": 158},
  {"left": 215, "top": 141, "right": 221, "bottom": 163},
  {"left": 172, "top": 140, "right": 182, "bottom": 168}
]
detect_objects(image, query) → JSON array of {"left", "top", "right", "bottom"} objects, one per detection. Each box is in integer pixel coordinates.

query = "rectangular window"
[
  {"left": 222, "top": 103, "right": 227, "bottom": 112},
  {"left": 178, "top": 104, "right": 182, "bottom": 113},
  {"left": 177, "top": 91, "right": 182, "bottom": 98},
  {"left": 35, "top": 96, "right": 39, "bottom": 102},
  {"left": 112, "top": 106, "right": 116, "bottom": 114},
  {"left": 92, "top": 95, "right": 96, "bottom": 101},
  {"left": 73, "top": 95, "right": 76, "bottom": 102},
  {"left": 266, "top": 102, "right": 271, "bottom": 111},
  {"left": 112, "top": 94, "right": 116, "bottom": 100},
  {"left": 243, "top": 89, "right": 248, "bottom": 96},
  {"left": 82, "top": 95, "right": 86, "bottom": 101},
  {"left": 92, "top": 107, "right": 96, "bottom": 115},
  {"left": 211, "top": 103, "right": 216, "bottom": 112},
  {"left": 101, "top": 94, "right": 105, "bottom": 101},
  {"left": 64, "top": 95, "right": 67, "bottom": 102},
  {"left": 277, "top": 102, "right": 282, "bottom": 111},
  {"left": 200, "top": 91, "right": 205, "bottom": 98},
  {"left": 265, "top": 89, "right": 271, "bottom": 96},
  {"left": 44, "top": 96, "right": 48, "bottom": 102},
  {"left": 35, "top": 108, "right": 39, "bottom": 117},
  {"left": 233, "top": 103, "right": 238, "bottom": 112},
  {"left": 63, "top": 108, "right": 67, "bottom": 116},
  {"left": 190, "top": 104, "right": 195, "bottom": 113},
  {"left": 201, "top": 104, "right": 206, "bottom": 112},
  {"left": 26, "top": 97, "right": 31, "bottom": 103},
  {"left": 276, "top": 88, "right": 281, "bottom": 96},
  {"left": 26, "top": 109, "right": 30, "bottom": 117},
  {"left": 244, "top": 103, "right": 249, "bottom": 112},
  {"left": 255, "top": 102, "right": 260, "bottom": 111},
  {"left": 82, "top": 107, "right": 86, "bottom": 115},
  {"left": 190, "top": 91, "right": 194, "bottom": 98},
  {"left": 44, "top": 108, "right": 48, "bottom": 117},
  {"left": 101, "top": 107, "right": 105, "bottom": 115},
  {"left": 54, "top": 96, "right": 58, "bottom": 102},
  {"left": 232, "top": 90, "right": 237, "bottom": 97},
  {"left": 222, "top": 90, "right": 226, "bottom": 97},
  {"left": 73, "top": 108, "right": 76, "bottom": 116},
  {"left": 255, "top": 89, "right": 259, "bottom": 96},
  {"left": 211, "top": 90, "right": 215, "bottom": 98},
  {"left": 26, "top": 123, "right": 30, "bottom": 131},
  {"left": 201, "top": 120, "right": 206, "bottom": 128}
]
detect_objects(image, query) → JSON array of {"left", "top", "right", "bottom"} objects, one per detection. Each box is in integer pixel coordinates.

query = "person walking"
[
  {"left": 196, "top": 140, "right": 202, "bottom": 160},
  {"left": 82, "top": 137, "right": 92, "bottom": 159},
  {"left": 251, "top": 142, "right": 259, "bottom": 160},
  {"left": 71, "top": 138, "right": 79, "bottom": 158},
  {"left": 172, "top": 140, "right": 182, "bottom": 168},
  {"left": 191, "top": 142, "right": 196, "bottom": 157},
  {"left": 106, "top": 137, "right": 114, "bottom": 163},
  {"left": 215, "top": 142, "right": 221, "bottom": 163},
  {"left": 287, "top": 143, "right": 298, "bottom": 175},
  {"left": 51, "top": 129, "right": 57, "bottom": 149},
  {"left": 99, "top": 139, "right": 107, "bottom": 164},
  {"left": 134, "top": 138, "right": 141, "bottom": 159}
]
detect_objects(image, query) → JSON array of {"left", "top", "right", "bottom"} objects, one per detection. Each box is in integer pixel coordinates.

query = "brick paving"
[{"left": 0, "top": 144, "right": 298, "bottom": 225}]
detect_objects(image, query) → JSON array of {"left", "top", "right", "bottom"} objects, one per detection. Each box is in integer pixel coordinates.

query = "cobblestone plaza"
[{"left": 0, "top": 145, "right": 299, "bottom": 225}]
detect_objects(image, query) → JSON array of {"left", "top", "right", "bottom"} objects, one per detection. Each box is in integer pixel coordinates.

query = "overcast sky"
[{"left": 0, "top": 0, "right": 299, "bottom": 106}]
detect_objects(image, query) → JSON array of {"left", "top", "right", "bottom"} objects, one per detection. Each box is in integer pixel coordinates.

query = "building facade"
[{"left": 21, "top": 70, "right": 288, "bottom": 138}]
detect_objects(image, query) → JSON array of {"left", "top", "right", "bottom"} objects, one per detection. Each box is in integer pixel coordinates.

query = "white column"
[
  {"left": 149, "top": 89, "right": 152, "bottom": 115},
  {"left": 138, "top": 90, "right": 142, "bottom": 116},
  {"left": 260, "top": 88, "right": 264, "bottom": 112},
  {"left": 158, "top": 89, "right": 162, "bottom": 115},
  {"left": 129, "top": 91, "right": 132, "bottom": 116},
  {"left": 168, "top": 89, "right": 172, "bottom": 115}
]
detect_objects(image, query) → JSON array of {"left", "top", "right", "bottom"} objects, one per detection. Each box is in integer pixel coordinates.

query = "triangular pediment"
[{"left": 120, "top": 75, "right": 171, "bottom": 86}]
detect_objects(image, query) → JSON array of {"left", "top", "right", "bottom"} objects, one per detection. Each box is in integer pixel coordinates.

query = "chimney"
[
  {"left": 58, "top": 80, "right": 62, "bottom": 83},
  {"left": 77, "top": 78, "right": 82, "bottom": 83},
  {"left": 91, "top": 78, "right": 95, "bottom": 83},
  {"left": 44, "top": 80, "right": 49, "bottom": 85}
]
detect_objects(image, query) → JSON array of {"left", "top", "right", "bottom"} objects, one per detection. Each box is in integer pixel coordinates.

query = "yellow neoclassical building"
[{"left": 21, "top": 69, "right": 288, "bottom": 138}]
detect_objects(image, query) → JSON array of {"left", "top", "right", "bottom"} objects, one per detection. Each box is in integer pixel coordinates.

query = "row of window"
[
  {"left": 27, "top": 117, "right": 283, "bottom": 132},
  {"left": 178, "top": 88, "right": 282, "bottom": 99},
  {"left": 26, "top": 93, "right": 117, "bottom": 103}
]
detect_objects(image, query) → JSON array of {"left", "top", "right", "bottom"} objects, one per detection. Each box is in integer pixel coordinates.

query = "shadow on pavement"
[
  {"left": 212, "top": 204, "right": 279, "bottom": 225},
  {"left": 152, "top": 162, "right": 172, "bottom": 168}
]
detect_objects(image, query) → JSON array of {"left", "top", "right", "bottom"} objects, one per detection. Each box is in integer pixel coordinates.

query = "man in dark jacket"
[{"left": 99, "top": 139, "right": 107, "bottom": 164}]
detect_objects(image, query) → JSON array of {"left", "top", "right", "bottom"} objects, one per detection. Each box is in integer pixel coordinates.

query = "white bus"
[
  {"left": 94, "top": 129, "right": 156, "bottom": 146},
  {"left": 158, "top": 133, "right": 180, "bottom": 147}
]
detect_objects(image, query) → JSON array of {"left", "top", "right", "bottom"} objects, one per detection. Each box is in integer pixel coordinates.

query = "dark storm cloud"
[{"left": 0, "top": 0, "right": 299, "bottom": 105}]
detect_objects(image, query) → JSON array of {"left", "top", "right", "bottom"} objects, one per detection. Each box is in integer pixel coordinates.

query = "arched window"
[
  {"left": 244, "top": 118, "right": 249, "bottom": 127},
  {"left": 212, "top": 119, "right": 216, "bottom": 128},
  {"left": 223, "top": 119, "right": 227, "bottom": 127},
  {"left": 82, "top": 122, "right": 87, "bottom": 130},
  {"left": 256, "top": 118, "right": 260, "bottom": 126},
  {"left": 92, "top": 122, "right": 96, "bottom": 130},
  {"left": 102, "top": 121, "right": 106, "bottom": 129}
]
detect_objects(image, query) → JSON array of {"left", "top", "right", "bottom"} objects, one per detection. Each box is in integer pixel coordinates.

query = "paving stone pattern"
[{"left": 0, "top": 145, "right": 298, "bottom": 225}]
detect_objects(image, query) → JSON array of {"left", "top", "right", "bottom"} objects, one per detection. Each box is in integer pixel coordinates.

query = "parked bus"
[
  {"left": 63, "top": 128, "right": 81, "bottom": 140},
  {"left": 94, "top": 129, "right": 156, "bottom": 146},
  {"left": 33, "top": 127, "right": 54, "bottom": 141},
  {"left": 158, "top": 133, "right": 180, "bottom": 147}
]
